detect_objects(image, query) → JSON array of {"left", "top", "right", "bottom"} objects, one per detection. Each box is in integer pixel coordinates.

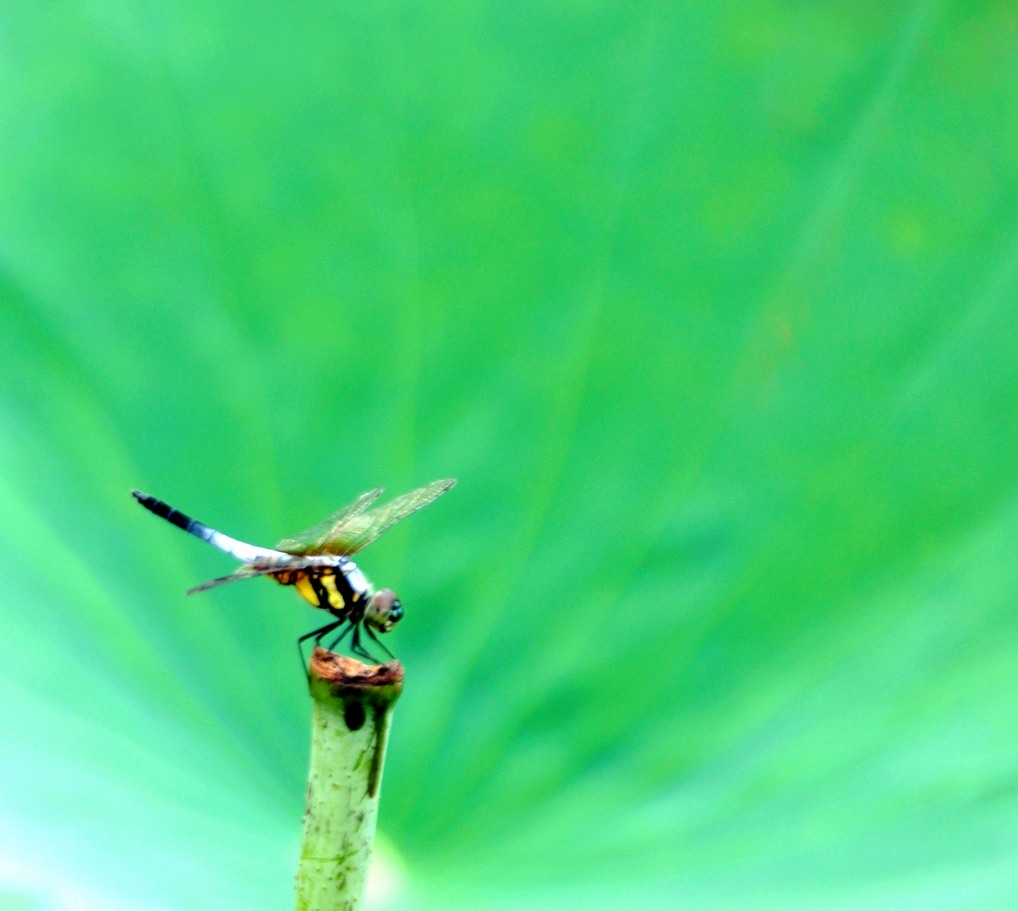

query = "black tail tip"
[{"left": 132, "top": 490, "right": 157, "bottom": 511}]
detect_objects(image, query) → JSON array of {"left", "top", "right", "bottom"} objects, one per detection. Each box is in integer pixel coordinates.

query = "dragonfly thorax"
[{"left": 365, "top": 589, "right": 403, "bottom": 633}]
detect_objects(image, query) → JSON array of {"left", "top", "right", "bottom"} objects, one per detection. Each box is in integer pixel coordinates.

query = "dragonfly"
[{"left": 132, "top": 479, "right": 456, "bottom": 665}]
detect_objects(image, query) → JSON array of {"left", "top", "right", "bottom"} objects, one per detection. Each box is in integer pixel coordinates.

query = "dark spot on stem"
[{"left": 344, "top": 700, "right": 366, "bottom": 732}]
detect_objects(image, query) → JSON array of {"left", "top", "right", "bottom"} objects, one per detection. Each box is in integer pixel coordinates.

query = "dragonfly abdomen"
[{"left": 132, "top": 491, "right": 285, "bottom": 564}]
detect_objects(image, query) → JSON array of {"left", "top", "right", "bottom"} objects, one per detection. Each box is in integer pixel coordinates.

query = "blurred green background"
[{"left": 2, "top": 2, "right": 1018, "bottom": 909}]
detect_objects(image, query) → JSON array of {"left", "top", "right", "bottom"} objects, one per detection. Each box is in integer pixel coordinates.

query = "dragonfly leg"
[
  {"left": 349, "top": 623, "right": 384, "bottom": 664},
  {"left": 363, "top": 625, "right": 395, "bottom": 661},
  {"left": 297, "top": 618, "right": 344, "bottom": 669},
  {"left": 325, "top": 621, "right": 355, "bottom": 653}
]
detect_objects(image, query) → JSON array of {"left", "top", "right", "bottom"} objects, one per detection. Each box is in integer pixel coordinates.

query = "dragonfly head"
[{"left": 365, "top": 588, "right": 403, "bottom": 633}]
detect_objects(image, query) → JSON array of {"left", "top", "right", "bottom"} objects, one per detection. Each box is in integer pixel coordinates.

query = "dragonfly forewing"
[
  {"left": 275, "top": 488, "right": 384, "bottom": 555},
  {"left": 313, "top": 478, "right": 457, "bottom": 556}
]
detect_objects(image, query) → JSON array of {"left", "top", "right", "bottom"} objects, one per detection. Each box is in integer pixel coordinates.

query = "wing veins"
[
  {"left": 315, "top": 478, "right": 457, "bottom": 556},
  {"left": 275, "top": 488, "right": 384, "bottom": 555}
]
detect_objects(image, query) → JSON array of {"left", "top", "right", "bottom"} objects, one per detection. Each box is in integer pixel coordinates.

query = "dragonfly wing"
[
  {"left": 275, "top": 488, "right": 384, "bottom": 555},
  {"left": 186, "top": 555, "right": 324, "bottom": 594},
  {"left": 319, "top": 478, "right": 457, "bottom": 555},
  {"left": 187, "top": 565, "right": 263, "bottom": 595}
]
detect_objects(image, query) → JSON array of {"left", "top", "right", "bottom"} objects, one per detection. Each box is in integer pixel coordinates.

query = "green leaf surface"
[{"left": 2, "top": 2, "right": 1018, "bottom": 909}]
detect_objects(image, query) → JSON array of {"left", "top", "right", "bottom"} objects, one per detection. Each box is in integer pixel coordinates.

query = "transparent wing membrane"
[
  {"left": 275, "top": 488, "right": 384, "bottom": 555},
  {"left": 186, "top": 554, "right": 334, "bottom": 594},
  {"left": 311, "top": 478, "right": 457, "bottom": 556},
  {"left": 187, "top": 566, "right": 263, "bottom": 595}
]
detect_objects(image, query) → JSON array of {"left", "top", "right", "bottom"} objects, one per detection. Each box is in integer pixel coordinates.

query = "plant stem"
[{"left": 294, "top": 648, "right": 404, "bottom": 911}]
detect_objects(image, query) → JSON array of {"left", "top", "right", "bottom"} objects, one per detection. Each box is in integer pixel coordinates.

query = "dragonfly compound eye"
[{"left": 366, "top": 588, "right": 403, "bottom": 631}]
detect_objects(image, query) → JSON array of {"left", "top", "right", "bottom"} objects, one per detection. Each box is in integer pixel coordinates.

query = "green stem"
[{"left": 295, "top": 648, "right": 404, "bottom": 911}]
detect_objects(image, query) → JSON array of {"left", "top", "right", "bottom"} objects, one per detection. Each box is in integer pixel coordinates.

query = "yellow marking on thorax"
[{"left": 286, "top": 570, "right": 349, "bottom": 612}]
